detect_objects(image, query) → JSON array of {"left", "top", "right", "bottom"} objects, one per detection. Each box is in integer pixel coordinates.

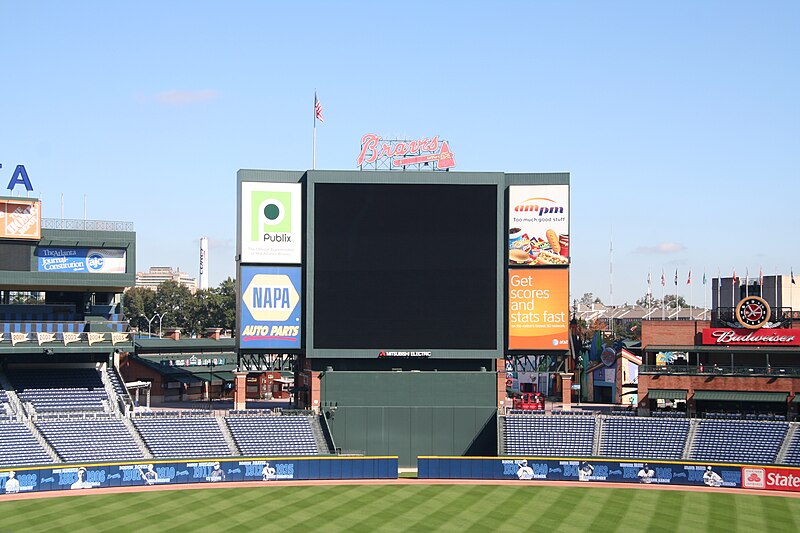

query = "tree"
[
  {"left": 123, "top": 278, "right": 236, "bottom": 337},
  {"left": 123, "top": 287, "right": 157, "bottom": 332},
  {"left": 635, "top": 294, "right": 661, "bottom": 308},
  {"left": 663, "top": 294, "right": 687, "bottom": 309},
  {"left": 579, "top": 292, "right": 603, "bottom": 305}
]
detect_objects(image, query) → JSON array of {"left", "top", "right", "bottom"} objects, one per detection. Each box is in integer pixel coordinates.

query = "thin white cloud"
[
  {"left": 634, "top": 242, "right": 687, "bottom": 254},
  {"left": 152, "top": 90, "right": 219, "bottom": 106}
]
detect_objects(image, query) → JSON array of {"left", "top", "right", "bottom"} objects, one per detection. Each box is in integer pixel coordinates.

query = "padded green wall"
[{"left": 321, "top": 371, "right": 497, "bottom": 468}]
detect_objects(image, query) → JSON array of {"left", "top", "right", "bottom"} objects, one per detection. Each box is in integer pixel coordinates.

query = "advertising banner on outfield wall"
[
  {"left": 239, "top": 266, "right": 302, "bottom": 350},
  {"left": 0, "top": 457, "right": 398, "bottom": 495},
  {"left": 508, "top": 185, "right": 569, "bottom": 266},
  {"left": 741, "top": 466, "right": 800, "bottom": 492},
  {"left": 0, "top": 198, "right": 41, "bottom": 240},
  {"left": 419, "top": 457, "right": 746, "bottom": 489},
  {"left": 240, "top": 181, "right": 302, "bottom": 264},
  {"left": 508, "top": 268, "right": 569, "bottom": 350},
  {"left": 35, "top": 247, "right": 127, "bottom": 273}
]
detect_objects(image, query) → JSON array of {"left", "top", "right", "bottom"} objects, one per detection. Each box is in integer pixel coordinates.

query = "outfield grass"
[{"left": 1, "top": 484, "right": 799, "bottom": 532}]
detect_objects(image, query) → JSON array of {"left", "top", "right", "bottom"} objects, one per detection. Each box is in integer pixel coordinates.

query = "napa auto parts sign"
[
  {"left": 239, "top": 266, "right": 301, "bottom": 350},
  {"left": 357, "top": 134, "right": 455, "bottom": 170}
]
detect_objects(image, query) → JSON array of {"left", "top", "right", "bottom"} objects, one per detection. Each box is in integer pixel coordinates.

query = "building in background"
[
  {"left": 135, "top": 266, "right": 196, "bottom": 292},
  {"left": 198, "top": 237, "right": 209, "bottom": 291}
]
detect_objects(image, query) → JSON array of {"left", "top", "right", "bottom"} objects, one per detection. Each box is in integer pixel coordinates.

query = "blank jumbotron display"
[{"left": 313, "top": 183, "right": 497, "bottom": 349}]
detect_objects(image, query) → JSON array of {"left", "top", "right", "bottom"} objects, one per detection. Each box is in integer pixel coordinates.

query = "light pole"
[
  {"left": 208, "top": 360, "right": 215, "bottom": 410},
  {"left": 141, "top": 315, "right": 157, "bottom": 338},
  {"left": 156, "top": 311, "right": 168, "bottom": 337}
]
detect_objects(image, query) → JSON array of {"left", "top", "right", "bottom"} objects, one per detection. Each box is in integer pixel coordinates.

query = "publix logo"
[
  {"left": 250, "top": 190, "right": 292, "bottom": 242},
  {"left": 86, "top": 253, "right": 105, "bottom": 271}
]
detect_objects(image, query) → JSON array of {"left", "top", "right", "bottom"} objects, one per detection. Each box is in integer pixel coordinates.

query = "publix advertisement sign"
[
  {"left": 239, "top": 266, "right": 301, "bottom": 349},
  {"left": 36, "top": 248, "right": 126, "bottom": 273}
]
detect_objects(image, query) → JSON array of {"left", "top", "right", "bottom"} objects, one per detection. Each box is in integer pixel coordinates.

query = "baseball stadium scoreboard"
[{"left": 235, "top": 169, "right": 571, "bottom": 360}]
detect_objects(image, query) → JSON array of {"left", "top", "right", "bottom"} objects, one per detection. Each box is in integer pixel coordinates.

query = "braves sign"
[{"left": 357, "top": 134, "right": 455, "bottom": 170}]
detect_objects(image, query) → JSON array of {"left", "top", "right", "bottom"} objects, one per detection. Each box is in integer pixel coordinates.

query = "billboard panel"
[
  {"left": 36, "top": 247, "right": 126, "bottom": 273},
  {"left": 0, "top": 198, "right": 41, "bottom": 240},
  {"left": 240, "top": 266, "right": 301, "bottom": 350},
  {"left": 240, "top": 182, "right": 302, "bottom": 264},
  {"left": 508, "top": 268, "right": 569, "bottom": 350},
  {"left": 508, "top": 185, "right": 569, "bottom": 266}
]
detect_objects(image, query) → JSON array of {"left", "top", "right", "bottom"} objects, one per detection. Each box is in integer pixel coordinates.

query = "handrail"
[{"left": 640, "top": 365, "right": 800, "bottom": 376}]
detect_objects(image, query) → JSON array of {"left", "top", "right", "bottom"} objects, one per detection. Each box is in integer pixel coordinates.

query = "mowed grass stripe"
[
  {"left": 646, "top": 488, "right": 686, "bottom": 533},
  {"left": 760, "top": 493, "right": 799, "bottom": 533},
  {"left": 345, "top": 484, "right": 454, "bottom": 532},
  {"left": 3, "top": 485, "right": 800, "bottom": 533},
  {"left": 402, "top": 484, "right": 496, "bottom": 532},
  {"left": 276, "top": 485, "right": 376, "bottom": 532},
  {"left": 396, "top": 484, "right": 497, "bottom": 533}
]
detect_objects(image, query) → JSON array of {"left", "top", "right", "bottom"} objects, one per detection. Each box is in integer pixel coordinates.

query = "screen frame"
[{"left": 306, "top": 171, "right": 505, "bottom": 359}]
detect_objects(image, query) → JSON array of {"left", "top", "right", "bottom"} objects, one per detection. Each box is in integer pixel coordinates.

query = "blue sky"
[{"left": 2, "top": 2, "right": 798, "bottom": 306}]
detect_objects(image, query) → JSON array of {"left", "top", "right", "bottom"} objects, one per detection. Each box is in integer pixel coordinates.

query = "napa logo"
[
  {"left": 243, "top": 274, "right": 299, "bottom": 322},
  {"left": 513, "top": 197, "right": 564, "bottom": 217},
  {"left": 251, "top": 190, "right": 292, "bottom": 241}
]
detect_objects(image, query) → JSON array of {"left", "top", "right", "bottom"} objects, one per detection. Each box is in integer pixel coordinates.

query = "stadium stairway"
[
  {"left": 776, "top": 424, "right": 799, "bottom": 464},
  {"left": 120, "top": 415, "right": 154, "bottom": 460},
  {"left": 682, "top": 419, "right": 700, "bottom": 460},
  {"left": 311, "top": 414, "right": 333, "bottom": 454},
  {"left": 216, "top": 416, "right": 241, "bottom": 455},
  {"left": 99, "top": 364, "right": 122, "bottom": 414},
  {"left": 592, "top": 416, "right": 604, "bottom": 456},
  {"left": 21, "top": 417, "right": 61, "bottom": 463}
]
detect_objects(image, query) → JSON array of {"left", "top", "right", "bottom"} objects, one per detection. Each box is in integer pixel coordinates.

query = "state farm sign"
[
  {"left": 742, "top": 467, "right": 800, "bottom": 492},
  {"left": 701, "top": 328, "right": 800, "bottom": 346}
]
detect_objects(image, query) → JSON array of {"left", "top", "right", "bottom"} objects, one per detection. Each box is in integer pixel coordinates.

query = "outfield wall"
[
  {"left": 418, "top": 456, "right": 800, "bottom": 494},
  {"left": 0, "top": 456, "right": 398, "bottom": 496}
]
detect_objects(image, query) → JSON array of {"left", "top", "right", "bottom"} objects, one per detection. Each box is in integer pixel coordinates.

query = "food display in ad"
[{"left": 508, "top": 185, "right": 569, "bottom": 266}]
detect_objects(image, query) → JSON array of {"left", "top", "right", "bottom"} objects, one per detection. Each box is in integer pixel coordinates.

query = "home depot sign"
[{"left": 357, "top": 134, "right": 455, "bottom": 170}]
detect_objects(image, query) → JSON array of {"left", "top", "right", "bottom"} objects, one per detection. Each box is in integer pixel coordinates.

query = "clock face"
[{"left": 735, "top": 296, "right": 771, "bottom": 329}]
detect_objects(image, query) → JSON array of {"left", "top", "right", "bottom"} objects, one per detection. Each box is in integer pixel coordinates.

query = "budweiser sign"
[
  {"left": 357, "top": 134, "right": 455, "bottom": 170},
  {"left": 702, "top": 328, "right": 800, "bottom": 346}
]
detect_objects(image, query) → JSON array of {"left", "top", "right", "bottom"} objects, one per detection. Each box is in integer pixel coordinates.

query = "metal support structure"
[{"left": 238, "top": 353, "right": 297, "bottom": 372}]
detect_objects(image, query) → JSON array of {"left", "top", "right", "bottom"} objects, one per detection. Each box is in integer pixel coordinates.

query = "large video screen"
[{"left": 313, "top": 183, "right": 497, "bottom": 350}]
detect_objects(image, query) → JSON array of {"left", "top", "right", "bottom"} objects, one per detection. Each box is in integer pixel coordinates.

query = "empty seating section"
[
  {"left": 226, "top": 415, "right": 320, "bottom": 456},
  {"left": 504, "top": 415, "right": 594, "bottom": 457},
  {"left": 782, "top": 431, "right": 800, "bottom": 466},
  {"left": 601, "top": 416, "right": 689, "bottom": 460},
  {"left": 689, "top": 420, "right": 788, "bottom": 464},
  {"left": 36, "top": 417, "right": 143, "bottom": 463},
  {"left": 8, "top": 368, "right": 108, "bottom": 413},
  {"left": 0, "top": 422, "right": 53, "bottom": 466},
  {"left": 133, "top": 415, "right": 232, "bottom": 459}
]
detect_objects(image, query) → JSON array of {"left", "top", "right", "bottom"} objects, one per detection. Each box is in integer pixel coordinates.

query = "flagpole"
[
  {"left": 313, "top": 92, "right": 317, "bottom": 170},
  {"left": 689, "top": 270, "right": 693, "bottom": 320},
  {"left": 661, "top": 269, "right": 665, "bottom": 320},
  {"left": 703, "top": 270, "right": 707, "bottom": 320}
]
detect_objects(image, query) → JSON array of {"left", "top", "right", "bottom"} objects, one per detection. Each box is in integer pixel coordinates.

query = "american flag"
[{"left": 315, "top": 94, "right": 324, "bottom": 122}]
